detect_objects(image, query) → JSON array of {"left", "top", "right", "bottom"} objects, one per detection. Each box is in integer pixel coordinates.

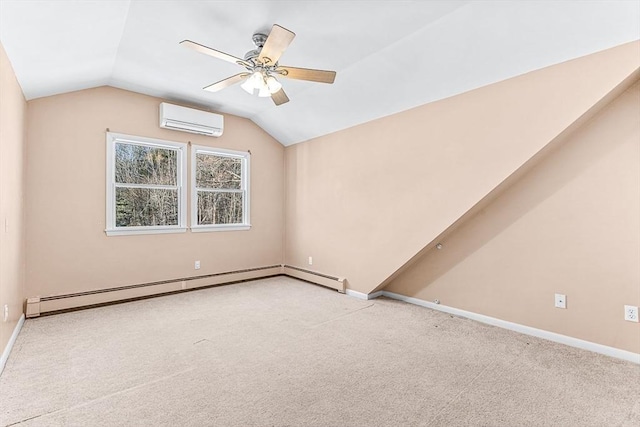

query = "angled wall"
[
  {"left": 385, "top": 81, "right": 640, "bottom": 354},
  {"left": 0, "top": 42, "right": 26, "bottom": 354},
  {"left": 284, "top": 41, "right": 640, "bottom": 294},
  {"left": 25, "top": 87, "right": 284, "bottom": 306}
]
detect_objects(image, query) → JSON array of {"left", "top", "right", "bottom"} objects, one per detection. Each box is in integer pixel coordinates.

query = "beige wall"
[
  {"left": 284, "top": 41, "right": 640, "bottom": 294},
  {"left": 25, "top": 86, "right": 284, "bottom": 299},
  {"left": 386, "top": 81, "right": 640, "bottom": 354},
  {"left": 5, "top": 38, "right": 638, "bottom": 355},
  {"left": 0, "top": 42, "right": 27, "bottom": 353}
]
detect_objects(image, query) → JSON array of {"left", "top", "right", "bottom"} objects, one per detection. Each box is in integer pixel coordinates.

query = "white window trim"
[
  {"left": 191, "top": 145, "right": 251, "bottom": 232},
  {"left": 106, "top": 132, "right": 188, "bottom": 236}
]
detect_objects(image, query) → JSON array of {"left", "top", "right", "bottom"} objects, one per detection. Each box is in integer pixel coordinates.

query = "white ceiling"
[{"left": 1, "top": 1, "right": 638, "bottom": 146}]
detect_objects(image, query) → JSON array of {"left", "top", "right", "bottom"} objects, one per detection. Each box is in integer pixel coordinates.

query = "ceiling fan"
[{"left": 181, "top": 24, "right": 336, "bottom": 106}]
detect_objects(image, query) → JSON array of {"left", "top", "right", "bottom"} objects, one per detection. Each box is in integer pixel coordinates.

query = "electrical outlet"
[
  {"left": 554, "top": 294, "right": 566, "bottom": 309},
  {"left": 194, "top": 260, "right": 200, "bottom": 270},
  {"left": 3, "top": 304, "right": 8, "bottom": 322},
  {"left": 308, "top": 256, "right": 313, "bottom": 266},
  {"left": 624, "top": 305, "right": 639, "bottom": 322}
]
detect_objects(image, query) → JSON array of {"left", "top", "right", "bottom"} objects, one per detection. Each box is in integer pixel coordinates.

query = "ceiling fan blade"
[
  {"left": 271, "top": 88, "right": 290, "bottom": 106},
  {"left": 181, "top": 40, "right": 250, "bottom": 67},
  {"left": 276, "top": 66, "right": 336, "bottom": 84},
  {"left": 203, "top": 73, "right": 250, "bottom": 92},
  {"left": 258, "top": 25, "right": 296, "bottom": 65}
]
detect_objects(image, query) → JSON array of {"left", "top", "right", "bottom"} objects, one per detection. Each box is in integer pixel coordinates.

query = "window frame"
[
  {"left": 191, "top": 145, "right": 251, "bottom": 232},
  {"left": 105, "top": 132, "right": 188, "bottom": 236}
]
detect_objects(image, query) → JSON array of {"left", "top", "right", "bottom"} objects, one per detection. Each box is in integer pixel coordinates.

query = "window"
[
  {"left": 106, "top": 132, "right": 187, "bottom": 236},
  {"left": 191, "top": 145, "right": 250, "bottom": 232}
]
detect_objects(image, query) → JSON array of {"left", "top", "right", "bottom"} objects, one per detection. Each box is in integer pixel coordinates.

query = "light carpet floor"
[{"left": 1, "top": 276, "right": 639, "bottom": 426}]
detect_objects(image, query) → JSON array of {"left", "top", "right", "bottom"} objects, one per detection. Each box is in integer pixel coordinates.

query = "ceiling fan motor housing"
[
  {"left": 244, "top": 49, "right": 261, "bottom": 62},
  {"left": 244, "top": 33, "right": 269, "bottom": 64}
]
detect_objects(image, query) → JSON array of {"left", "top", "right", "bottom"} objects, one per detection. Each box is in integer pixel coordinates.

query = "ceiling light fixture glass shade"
[
  {"left": 257, "top": 85, "right": 271, "bottom": 97},
  {"left": 241, "top": 71, "right": 282, "bottom": 97},
  {"left": 240, "top": 71, "right": 263, "bottom": 94},
  {"left": 265, "top": 75, "right": 282, "bottom": 93}
]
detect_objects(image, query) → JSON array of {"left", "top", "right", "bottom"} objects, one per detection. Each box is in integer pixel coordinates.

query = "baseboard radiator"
[
  {"left": 26, "top": 265, "right": 282, "bottom": 317},
  {"left": 282, "top": 265, "right": 346, "bottom": 293}
]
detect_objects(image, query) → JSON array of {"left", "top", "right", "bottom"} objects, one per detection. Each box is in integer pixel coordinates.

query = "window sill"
[
  {"left": 191, "top": 224, "right": 251, "bottom": 233},
  {"left": 105, "top": 227, "right": 188, "bottom": 237}
]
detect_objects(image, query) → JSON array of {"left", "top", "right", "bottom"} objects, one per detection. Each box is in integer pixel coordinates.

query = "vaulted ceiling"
[{"left": 1, "top": 1, "right": 638, "bottom": 145}]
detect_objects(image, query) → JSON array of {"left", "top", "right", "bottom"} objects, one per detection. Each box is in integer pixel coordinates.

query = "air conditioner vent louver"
[{"left": 159, "top": 103, "right": 223, "bottom": 137}]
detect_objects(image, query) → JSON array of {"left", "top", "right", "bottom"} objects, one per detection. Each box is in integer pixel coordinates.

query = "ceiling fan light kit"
[
  {"left": 240, "top": 70, "right": 282, "bottom": 97},
  {"left": 181, "top": 24, "right": 336, "bottom": 106}
]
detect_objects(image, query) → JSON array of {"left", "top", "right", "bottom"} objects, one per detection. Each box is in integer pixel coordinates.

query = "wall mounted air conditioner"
[{"left": 159, "top": 102, "right": 223, "bottom": 137}]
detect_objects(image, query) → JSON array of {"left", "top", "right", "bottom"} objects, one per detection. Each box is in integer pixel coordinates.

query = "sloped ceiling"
[
  {"left": 1, "top": 1, "right": 638, "bottom": 146},
  {"left": 283, "top": 41, "right": 640, "bottom": 294}
]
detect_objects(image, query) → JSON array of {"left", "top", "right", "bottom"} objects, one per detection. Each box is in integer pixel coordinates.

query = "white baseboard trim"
[
  {"left": 0, "top": 314, "right": 25, "bottom": 376},
  {"left": 345, "top": 289, "right": 383, "bottom": 300},
  {"left": 379, "top": 291, "right": 640, "bottom": 364}
]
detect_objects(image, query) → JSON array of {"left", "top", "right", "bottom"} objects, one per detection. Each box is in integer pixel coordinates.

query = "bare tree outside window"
[
  {"left": 195, "top": 152, "right": 246, "bottom": 225},
  {"left": 115, "top": 142, "right": 180, "bottom": 227}
]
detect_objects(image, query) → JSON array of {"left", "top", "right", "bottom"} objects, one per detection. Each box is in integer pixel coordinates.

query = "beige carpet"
[{"left": 1, "top": 276, "right": 638, "bottom": 426}]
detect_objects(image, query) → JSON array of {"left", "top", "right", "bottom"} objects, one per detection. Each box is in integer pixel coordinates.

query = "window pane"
[
  {"left": 197, "top": 191, "right": 243, "bottom": 225},
  {"left": 116, "top": 187, "right": 179, "bottom": 227},
  {"left": 196, "top": 153, "right": 242, "bottom": 190},
  {"left": 115, "top": 143, "right": 177, "bottom": 186}
]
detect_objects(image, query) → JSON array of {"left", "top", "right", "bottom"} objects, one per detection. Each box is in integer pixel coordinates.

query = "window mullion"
[
  {"left": 115, "top": 183, "right": 179, "bottom": 190},
  {"left": 196, "top": 188, "right": 244, "bottom": 194}
]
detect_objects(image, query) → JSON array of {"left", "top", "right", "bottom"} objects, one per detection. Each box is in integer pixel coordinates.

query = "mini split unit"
[{"left": 159, "top": 102, "right": 224, "bottom": 137}]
